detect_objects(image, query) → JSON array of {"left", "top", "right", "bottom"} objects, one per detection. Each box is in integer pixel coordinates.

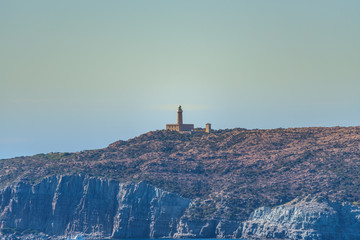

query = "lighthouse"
[
  {"left": 177, "top": 105, "right": 183, "bottom": 125},
  {"left": 166, "top": 105, "right": 194, "bottom": 132}
]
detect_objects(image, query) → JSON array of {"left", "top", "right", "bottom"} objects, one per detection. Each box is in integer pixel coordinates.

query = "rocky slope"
[{"left": 1, "top": 126, "right": 360, "bottom": 239}]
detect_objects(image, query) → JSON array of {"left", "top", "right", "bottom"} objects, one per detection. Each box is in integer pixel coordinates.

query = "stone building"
[
  {"left": 166, "top": 105, "right": 194, "bottom": 132},
  {"left": 166, "top": 105, "right": 211, "bottom": 133},
  {"left": 205, "top": 123, "right": 211, "bottom": 133}
]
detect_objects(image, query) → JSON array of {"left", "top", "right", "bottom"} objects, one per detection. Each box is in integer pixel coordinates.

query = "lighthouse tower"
[
  {"left": 166, "top": 105, "right": 194, "bottom": 132},
  {"left": 177, "top": 105, "right": 183, "bottom": 125}
]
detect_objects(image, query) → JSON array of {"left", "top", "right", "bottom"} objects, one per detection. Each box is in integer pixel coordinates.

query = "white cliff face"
[
  {"left": 173, "top": 217, "right": 241, "bottom": 238},
  {"left": 1, "top": 176, "right": 360, "bottom": 240},
  {"left": 241, "top": 197, "right": 360, "bottom": 240}
]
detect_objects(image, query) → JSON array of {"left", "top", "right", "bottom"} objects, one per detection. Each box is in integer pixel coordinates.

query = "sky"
[{"left": 1, "top": 0, "right": 360, "bottom": 159}]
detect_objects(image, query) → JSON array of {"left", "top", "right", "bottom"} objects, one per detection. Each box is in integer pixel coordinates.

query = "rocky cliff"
[
  {"left": 1, "top": 175, "right": 360, "bottom": 240},
  {"left": 2, "top": 127, "right": 360, "bottom": 239},
  {"left": 0, "top": 175, "right": 191, "bottom": 239},
  {"left": 242, "top": 196, "right": 360, "bottom": 240}
]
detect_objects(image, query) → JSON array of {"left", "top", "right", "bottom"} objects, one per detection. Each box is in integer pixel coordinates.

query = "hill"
[{"left": 1, "top": 126, "right": 360, "bottom": 220}]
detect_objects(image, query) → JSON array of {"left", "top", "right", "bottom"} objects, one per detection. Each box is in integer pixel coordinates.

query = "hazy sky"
[{"left": 1, "top": 1, "right": 360, "bottom": 159}]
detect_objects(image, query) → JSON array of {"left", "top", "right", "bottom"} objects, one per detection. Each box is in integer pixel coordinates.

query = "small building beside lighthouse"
[
  {"left": 205, "top": 123, "right": 211, "bottom": 133},
  {"left": 166, "top": 105, "right": 194, "bottom": 132}
]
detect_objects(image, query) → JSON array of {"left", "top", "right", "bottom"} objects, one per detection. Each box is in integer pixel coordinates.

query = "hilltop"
[{"left": 1, "top": 126, "right": 360, "bottom": 220}]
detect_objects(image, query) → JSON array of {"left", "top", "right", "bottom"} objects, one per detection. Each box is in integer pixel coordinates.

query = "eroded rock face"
[
  {"left": 0, "top": 175, "right": 191, "bottom": 239},
  {"left": 242, "top": 197, "right": 360, "bottom": 240},
  {"left": 1, "top": 176, "right": 360, "bottom": 239}
]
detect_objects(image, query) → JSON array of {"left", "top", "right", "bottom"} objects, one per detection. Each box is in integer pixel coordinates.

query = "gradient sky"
[{"left": 1, "top": 0, "right": 360, "bottom": 159}]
